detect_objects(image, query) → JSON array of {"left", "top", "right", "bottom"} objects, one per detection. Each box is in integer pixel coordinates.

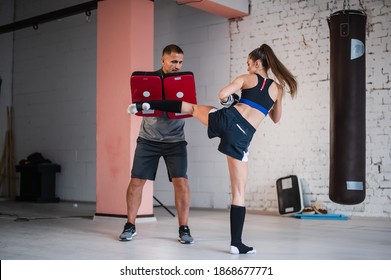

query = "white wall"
[
  {"left": 10, "top": 0, "right": 97, "bottom": 201},
  {"left": 0, "top": 0, "right": 15, "bottom": 197},
  {"left": 153, "top": 0, "right": 232, "bottom": 209}
]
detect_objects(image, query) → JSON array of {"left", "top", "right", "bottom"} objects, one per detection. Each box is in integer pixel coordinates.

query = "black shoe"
[
  {"left": 119, "top": 222, "right": 137, "bottom": 241},
  {"left": 178, "top": 225, "right": 194, "bottom": 244}
]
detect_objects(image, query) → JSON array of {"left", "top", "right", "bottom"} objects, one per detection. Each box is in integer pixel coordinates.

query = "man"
[{"left": 119, "top": 44, "right": 193, "bottom": 244}]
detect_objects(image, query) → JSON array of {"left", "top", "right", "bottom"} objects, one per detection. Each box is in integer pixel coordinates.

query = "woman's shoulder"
[
  {"left": 239, "top": 73, "right": 258, "bottom": 89},
  {"left": 269, "top": 80, "right": 282, "bottom": 89},
  {"left": 236, "top": 73, "right": 252, "bottom": 80},
  {"left": 268, "top": 80, "right": 283, "bottom": 100}
]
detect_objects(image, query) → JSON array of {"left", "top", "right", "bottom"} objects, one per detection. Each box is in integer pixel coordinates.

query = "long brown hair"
[{"left": 248, "top": 44, "right": 297, "bottom": 97}]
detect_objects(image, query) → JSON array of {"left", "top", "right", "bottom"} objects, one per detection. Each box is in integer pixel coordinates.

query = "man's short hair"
[{"left": 162, "top": 44, "right": 184, "bottom": 56}]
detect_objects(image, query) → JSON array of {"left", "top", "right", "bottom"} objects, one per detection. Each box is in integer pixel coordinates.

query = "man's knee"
[
  {"left": 172, "top": 178, "right": 189, "bottom": 188},
  {"left": 128, "top": 178, "right": 147, "bottom": 191}
]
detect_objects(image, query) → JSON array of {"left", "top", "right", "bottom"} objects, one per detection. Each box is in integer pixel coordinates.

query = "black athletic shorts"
[
  {"left": 131, "top": 137, "right": 188, "bottom": 181},
  {"left": 207, "top": 107, "right": 256, "bottom": 162}
]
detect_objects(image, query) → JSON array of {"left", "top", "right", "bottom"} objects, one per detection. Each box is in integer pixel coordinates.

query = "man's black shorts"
[{"left": 131, "top": 137, "right": 188, "bottom": 181}]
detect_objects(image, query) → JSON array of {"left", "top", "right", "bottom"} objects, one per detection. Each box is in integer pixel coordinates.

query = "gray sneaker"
[
  {"left": 178, "top": 226, "right": 194, "bottom": 244},
  {"left": 119, "top": 222, "right": 137, "bottom": 241}
]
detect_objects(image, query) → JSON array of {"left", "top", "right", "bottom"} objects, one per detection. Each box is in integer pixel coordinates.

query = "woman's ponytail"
[{"left": 250, "top": 44, "right": 297, "bottom": 98}]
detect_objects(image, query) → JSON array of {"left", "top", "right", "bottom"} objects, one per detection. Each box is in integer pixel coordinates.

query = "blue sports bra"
[{"left": 239, "top": 74, "right": 275, "bottom": 115}]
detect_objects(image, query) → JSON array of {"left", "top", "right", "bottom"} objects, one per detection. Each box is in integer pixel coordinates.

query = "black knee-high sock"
[
  {"left": 230, "top": 205, "right": 245, "bottom": 245},
  {"left": 136, "top": 100, "right": 183, "bottom": 113},
  {"left": 230, "top": 204, "right": 253, "bottom": 253}
]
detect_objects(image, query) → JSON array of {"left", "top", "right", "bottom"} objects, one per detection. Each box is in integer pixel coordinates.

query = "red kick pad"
[
  {"left": 163, "top": 72, "right": 197, "bottom": 119},
  {"left": 130, "top": 71, "right": 163, "bottom": 117}
]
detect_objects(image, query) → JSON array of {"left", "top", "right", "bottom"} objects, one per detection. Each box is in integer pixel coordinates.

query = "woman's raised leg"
[{"left": 129, "top": 100, "right": 216, "bottom": 127}]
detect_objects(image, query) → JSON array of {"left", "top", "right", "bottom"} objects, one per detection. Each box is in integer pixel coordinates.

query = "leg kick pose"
[{"left": 128, "top": 44, "right": 297, "bottom": 254}]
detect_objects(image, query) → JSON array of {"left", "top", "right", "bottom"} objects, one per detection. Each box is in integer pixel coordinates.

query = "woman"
[{"left": 128, "top": 44, "right": 297, "bottom": 254}]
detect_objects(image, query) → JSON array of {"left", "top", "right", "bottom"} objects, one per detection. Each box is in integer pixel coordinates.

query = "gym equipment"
[
  {"left": 130, "top": 72, "right": 163, "bottom": 117},
  {"left": 163, "top": 72, "right": 197, "bottom": 119},
  {"left": 220, "top": 93, "right": 240, "bottom": 108},
  {"left": 276, "top": 175, "right": 304, "bottom": 215},
  {"left": 293, "top": 213, "right": 348, "bottom": 220},
  {"left": 130, "top": 71, "right": 197, "bottom": 119},
  {"left": 153, "top": 196, "right": 175, "bottom": 217},
  {"left": 16, "top": 153, "right": 61, "bottom": 203},
  {"left": 328, "top": 3, "right": 367, "bottom": 204}
]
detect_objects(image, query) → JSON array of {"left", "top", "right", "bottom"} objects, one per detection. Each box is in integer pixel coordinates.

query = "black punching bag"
[{"left": 328, "top": 10, "right": 367, "bottom": 205}]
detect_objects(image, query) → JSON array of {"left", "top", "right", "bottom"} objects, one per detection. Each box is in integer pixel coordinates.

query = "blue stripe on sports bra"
[{"left": 239, "top": 98, "right": 269, "bottom": 115}]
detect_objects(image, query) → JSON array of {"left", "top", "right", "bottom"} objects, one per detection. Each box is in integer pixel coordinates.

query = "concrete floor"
[{"left": 1, "top": 199, "right": 391, "bottom": 260}]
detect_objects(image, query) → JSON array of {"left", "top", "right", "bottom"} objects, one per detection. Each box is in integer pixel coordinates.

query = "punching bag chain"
[
  {"left": 330, "top": 0, "right": 366, "bottom": 14},
  {"left": 343, "top": 0, "right": 350, "bottom": 11},
  {"left": 358, "top": 0, "right": 367, "bottom": 14},
  {"left": 330, "top": 0, "right": 338, "bottom": 14}
]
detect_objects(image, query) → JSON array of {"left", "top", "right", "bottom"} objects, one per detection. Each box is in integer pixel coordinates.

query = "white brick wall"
[{"left": 229, "top": 0, "right": 391, "bottom": 217}]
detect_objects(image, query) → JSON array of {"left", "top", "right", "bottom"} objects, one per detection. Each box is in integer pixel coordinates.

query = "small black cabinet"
[{"left": 16, "top": 163, "right": 61, "bottom": 202}]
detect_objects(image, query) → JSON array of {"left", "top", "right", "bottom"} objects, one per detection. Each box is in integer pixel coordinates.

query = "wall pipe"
[{"left": 0, "top": 1, "right": 98, "bottom": 34}]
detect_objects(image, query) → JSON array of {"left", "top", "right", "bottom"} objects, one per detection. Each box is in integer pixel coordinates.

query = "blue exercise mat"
[{"left": 293, "top": 213, "right": 348, "bottom": 220}]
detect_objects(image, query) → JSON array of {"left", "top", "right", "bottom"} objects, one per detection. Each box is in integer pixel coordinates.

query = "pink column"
[{"left": 96, "top": 0, "right": 154, "bottom": 217}]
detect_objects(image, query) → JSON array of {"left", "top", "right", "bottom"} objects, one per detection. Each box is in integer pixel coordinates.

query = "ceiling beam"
[{"left": 176, "top": 0, "right": 249, "bottom": 19}]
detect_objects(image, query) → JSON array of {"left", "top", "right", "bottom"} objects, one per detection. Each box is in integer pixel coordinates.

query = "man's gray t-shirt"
[
  {"left": 138, "top": 68, "right": 186, "bottom": 143},
  {"left": 138, "top": 113, "right": 185, "bottom": 142}
]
